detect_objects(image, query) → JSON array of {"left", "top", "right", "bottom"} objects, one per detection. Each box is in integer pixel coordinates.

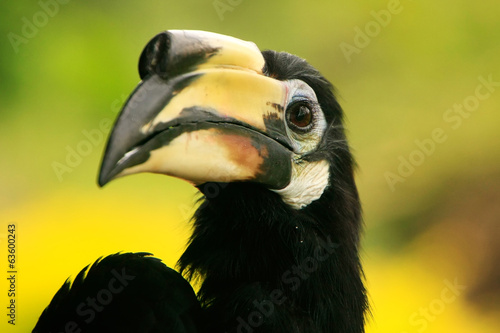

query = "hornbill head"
[
  {"left": 97, "top": 30, "right": 365, "bottom": 332},
  {"left": 98, "top": 30, "right": 351, "bottom": 211}
]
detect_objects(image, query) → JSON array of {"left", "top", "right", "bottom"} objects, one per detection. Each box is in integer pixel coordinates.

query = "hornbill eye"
[{"left": 286, "top": 101, "right": 314, "bottom": 133}]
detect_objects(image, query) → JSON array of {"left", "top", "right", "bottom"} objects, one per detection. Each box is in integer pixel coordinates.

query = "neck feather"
[{"left": 178, "top": 181, "right": 367, "bottom": 333}]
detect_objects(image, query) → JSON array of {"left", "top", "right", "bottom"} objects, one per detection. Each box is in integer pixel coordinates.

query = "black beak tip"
[
  {"left": 97, "top": 173, "right": 108, "bottom": 188},
  {"left": 97, "top": 178, "right": 106, "bottom": 188},
  {"left": 97, "top": 163, "right": 114, "bottom": 188}
]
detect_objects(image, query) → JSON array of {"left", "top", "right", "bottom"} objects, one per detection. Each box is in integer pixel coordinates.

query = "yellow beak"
[{"left": 99, "top": 30, "right": 294, "bottom": 190}]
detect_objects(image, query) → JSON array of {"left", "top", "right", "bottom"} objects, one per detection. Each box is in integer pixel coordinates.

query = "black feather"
[{"left": 33, "top": 253, "right": 202, "bottom": 333}]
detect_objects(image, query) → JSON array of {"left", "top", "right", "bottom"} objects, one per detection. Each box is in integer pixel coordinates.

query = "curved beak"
[{"left": 99, "top": 30, "right": 293, "bottom": 190}]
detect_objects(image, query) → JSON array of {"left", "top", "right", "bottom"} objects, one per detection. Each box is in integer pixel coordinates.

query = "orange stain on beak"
[{"left": 214, "top": 133, "right": 266, "bottom": 178}]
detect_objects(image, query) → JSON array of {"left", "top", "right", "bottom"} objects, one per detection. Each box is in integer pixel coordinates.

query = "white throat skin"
[{"left": 272, "top": 159, "right": 330, "bottom": 210}]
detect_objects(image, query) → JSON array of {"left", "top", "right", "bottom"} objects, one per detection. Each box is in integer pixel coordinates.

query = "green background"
[{"left": 1, "top": 0, "right": 499, "bottom": 332}]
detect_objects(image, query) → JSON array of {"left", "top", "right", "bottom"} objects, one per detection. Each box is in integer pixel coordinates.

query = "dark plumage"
[
  {"left": 33, "top": 253, "right": 202, "bottom": 333},
  {"left": 34, "top": 31, "right": 368, "bottom": 333}
]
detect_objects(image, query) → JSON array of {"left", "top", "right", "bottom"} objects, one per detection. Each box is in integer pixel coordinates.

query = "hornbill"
[{"left": 34, "top": 30, "right": 368, "bottom": 333}]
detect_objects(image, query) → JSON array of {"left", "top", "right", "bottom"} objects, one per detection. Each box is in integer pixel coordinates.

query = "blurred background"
[{"left": 1, "top": 0, "right": 499, "bottom": 332}]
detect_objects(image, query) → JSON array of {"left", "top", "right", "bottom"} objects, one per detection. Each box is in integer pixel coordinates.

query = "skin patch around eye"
[{"left": 283, "top": 79, "right": 327, "bottom": 154}]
